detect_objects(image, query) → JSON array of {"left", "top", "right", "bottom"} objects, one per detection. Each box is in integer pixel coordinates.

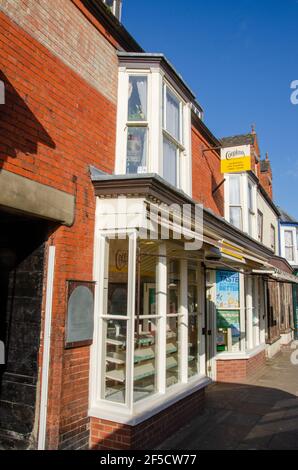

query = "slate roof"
[
  {"left": 278, "top": 207, "right": 298, "bottom": 224},
  {"left": 260, "top": 160, "right": 270, "bottom": 172},
  {"left": 220, "top": 133, "right": 255, "bottom": 148}
]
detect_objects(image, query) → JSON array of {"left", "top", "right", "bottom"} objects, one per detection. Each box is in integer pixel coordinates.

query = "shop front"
[{"left": 88, "top": 172, "right": 279, "bottom": 449}]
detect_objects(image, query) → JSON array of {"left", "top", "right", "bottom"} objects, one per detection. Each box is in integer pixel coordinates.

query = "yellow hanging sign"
[{"left": 220, "top": 145, "right": 251, "bottom": 173}]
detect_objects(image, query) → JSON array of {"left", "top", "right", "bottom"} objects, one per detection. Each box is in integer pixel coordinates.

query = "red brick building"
[{"left": 0, "top": 0, "right": 296, "bottom": 451}]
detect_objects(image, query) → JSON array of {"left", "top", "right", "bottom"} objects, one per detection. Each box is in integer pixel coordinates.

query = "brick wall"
[
  {"left": 216, "top": 350, "right": 266, "bottom": 383},
  {"left": 191, "top": 125, "right": 224, "bottom": 216},
  {"left": 90, "top": 388, "right": 205, "bottom": 450},
  {"left": 0, "top": 0, "right": 118, "bottom": 103},
  {"left": 0, "top": 5, "right": 118, "bottom": 448}
]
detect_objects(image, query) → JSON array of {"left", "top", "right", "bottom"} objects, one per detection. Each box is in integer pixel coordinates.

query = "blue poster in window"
[{"left": 216, "top": 270, "right": 240, "bottom": 309}]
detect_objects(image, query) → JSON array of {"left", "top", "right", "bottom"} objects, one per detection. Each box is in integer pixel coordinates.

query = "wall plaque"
[{"left": 65, "top": 280, "right": 95, "bottom": 348}]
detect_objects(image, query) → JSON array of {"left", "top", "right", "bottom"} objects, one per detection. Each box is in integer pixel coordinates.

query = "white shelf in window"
[
  {"left": 106, "top": 337, "right": 125, "bottom": 346},
  {"left": 134, "top": 347, "right": 155, "bottom": 363},
  {"left": 106, "top": 369, "right": 125, "bottom": 383},
  {"left": 166, "top": 356, "right": 178, "bottom": 370},
  {"left": 166, "top": 343, "right": 177, "bottom": 355},
  {"left": 106, "top": 353, "right": 125, "bottom": 365}
]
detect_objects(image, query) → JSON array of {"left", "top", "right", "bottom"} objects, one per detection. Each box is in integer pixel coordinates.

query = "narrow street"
[{"left": 159, "top": 347, "right": 298, "bottom": 450}]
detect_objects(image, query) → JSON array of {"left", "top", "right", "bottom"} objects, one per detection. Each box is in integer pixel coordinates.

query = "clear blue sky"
[{"left": 122, "top": 0, "right": 298, "bottom": 218}]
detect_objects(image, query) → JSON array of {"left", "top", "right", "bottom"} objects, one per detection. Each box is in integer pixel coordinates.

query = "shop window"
[
  {"left": 216, "top": 270, "right": 241, "bottom": 353},
  {"left": 167, "top": 260, "right": 181, "bottom": 387},
  {"left": 95, "top": 238, "right": 204, "bottom": 414},
  {"left": 134, "top": 252, "right": 158, "bottom": 402},
  {"left": 103, "top": 238, "right": 129, "bottom": 404},
  {"left": 188, "top": 262, "right": 200, "bottom": 377}
]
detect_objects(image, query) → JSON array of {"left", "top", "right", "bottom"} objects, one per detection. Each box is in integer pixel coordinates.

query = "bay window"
[
  {"left": 92, "top": 235, "right": 204, "bottom": 416},
  {"left": 115, "top": 55, "right": 193, "bottom": 195}
]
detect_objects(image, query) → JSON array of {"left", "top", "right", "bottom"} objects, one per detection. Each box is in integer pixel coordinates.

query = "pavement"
[{"left": 158, "top": 345, "right": 298, "bottom": 450}]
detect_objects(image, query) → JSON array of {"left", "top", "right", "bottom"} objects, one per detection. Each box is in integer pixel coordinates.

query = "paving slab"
[{"left": 158, "top": 349, "right": 298, "bottom": 450}]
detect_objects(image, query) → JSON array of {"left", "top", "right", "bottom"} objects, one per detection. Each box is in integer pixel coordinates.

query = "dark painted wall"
[{"left": 0, "top": 213, "right": 48, "bottom": 447}]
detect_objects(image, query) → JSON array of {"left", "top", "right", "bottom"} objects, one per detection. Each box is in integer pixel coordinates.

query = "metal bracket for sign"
[{"left": 65, "top": 279, "right": 96, "bottom": 349}]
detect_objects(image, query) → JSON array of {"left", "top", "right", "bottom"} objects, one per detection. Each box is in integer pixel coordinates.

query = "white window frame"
[
  {"left": 90, "top": 234, "right": 205, "bottom": 420},
  {"left": 224, "top": 174, "right": 257, "bottom": 238},
  {"left": 248, "top": 181, "right": 255, "bottom": 237},
  {"left": 257, "top": 210, "right": 263, "bottom": 243},
  {"left": 102, "top": 0, "right": 122, "bottom": 20},
  {"left": 162, "top": 82, "right": 185, "bottom": 188},
  {"left": 115, "top": 67, "right": 192, "bottom": 196},
  {"left": 227, "top": 174, "right": 243, "bottom": 230},
  {"left": 284, "top": 229, "right": 295, "bottom": 262},
  {"left": 270, "top": 224, "right": 276, "bottom": 251}
]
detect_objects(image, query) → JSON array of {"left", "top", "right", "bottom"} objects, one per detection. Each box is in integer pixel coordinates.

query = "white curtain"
[
  {"left": 229, "top": 175, "right": 241, "bottom": 205},
  {"left": 166, "top": 89, "right": 180, "bottom": 140},
  {"left": 136, "top": 78, "right": 147, "bottom": 119},
  {"left": 230, "top": 207, "right": 242, "bottom": 230}
]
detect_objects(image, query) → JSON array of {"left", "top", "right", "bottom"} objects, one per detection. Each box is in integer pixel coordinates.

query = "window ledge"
[
  {"left": 216, "top": 343, "right": 266, "bottom": 361},
  {"left": 89, "top": 375, "right": 211, "bottom": 426}
]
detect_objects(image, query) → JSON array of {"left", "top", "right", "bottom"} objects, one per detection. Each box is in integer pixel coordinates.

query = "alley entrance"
[
  {"left": 0, "top": 210, "right": 50, "bottom": 449},
  {"left": 159, "top": 347, "right": 298, "bottom": 450}
]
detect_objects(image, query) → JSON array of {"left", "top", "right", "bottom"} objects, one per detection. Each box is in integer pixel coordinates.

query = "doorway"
[{"left": 0, "top": 211, "right": 50, "bottom": 449}]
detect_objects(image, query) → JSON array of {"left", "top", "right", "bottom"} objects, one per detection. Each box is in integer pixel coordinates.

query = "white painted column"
[
  {"left": 246, "top": 276, "right": 254, "bottom": 350},
  {"left": 180, "top": 259, "right": 188, "bottom": 383},
  {"left": 156, "top": 243, "right": 167, "bottom": 394}
]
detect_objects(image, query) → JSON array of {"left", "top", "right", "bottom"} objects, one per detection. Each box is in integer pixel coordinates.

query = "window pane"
[
  {"left": 229, "top": 175, "right": 240, "bottom": 205},
  {"left": 257, "top": 212, "right": 263, "bottom": 241},
  {"left": 163, "top": 137, "right": 177, "bottom": 186},
  {"left": 128, "top": 76, "right": 147, "bottom": 121},
  {"left": 285, "top": 230, "right": 293, "bottom": 246},
  {"left": 134, "top": 318, "right": 158, "bottom": 402},
  {"left": 108, "top": 238, "right": 129, "bottom": 316},
  {"left": 248, "top": 183, "right": 253, "bottom": 210},
  {"left": 166, "top": 316, "right": 180, "bottom": 387},
  {"left": 166, "top": 88, "right": 180, "bottom": 141},
  {"left": 168, "top": 260, "right": 180, "bottom": 314},
  {"left": 271, "top": 226, "right": 275, "bottom": 250},
  {"left": 104, "top": 319, "right": 127, "bottom": 403},
  {"left": 230, "top": 206, "right": 242, "bottom": 229},
  {"left": 188, "top": 263, "right": 200, "bottom": 378},
  {"left": 133, "top": 249, "right": 159, "bottom": 402},
  {"left": 286, "top": 247, "right": 294, "bottom": 261},
  {"left": 126, "top": 127, "right": 147, "bottom": 174}
]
